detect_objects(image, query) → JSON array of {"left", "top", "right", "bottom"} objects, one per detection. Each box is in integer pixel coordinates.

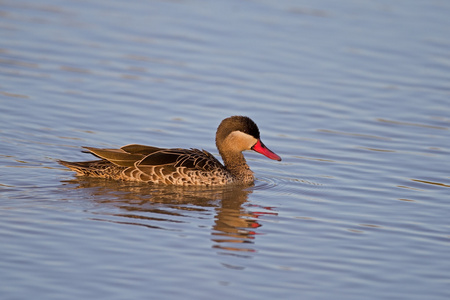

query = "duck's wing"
[
  {"left": 136, "top": 148, "right": 225, "bottom": 174},
  {"left": 83, "top": 144, "right": 163, "bottom": 167},
  {"left": 120, "top": 144, "right": 163, "bottom": 155}
]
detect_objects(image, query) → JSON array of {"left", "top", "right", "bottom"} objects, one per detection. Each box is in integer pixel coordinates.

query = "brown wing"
[
  {"left": 83, "top": 147, "right": 142, "bottom": 167},
  {"left": 83, "top": 144, "right": 164, "bottom": 167},
  {"left": 120, "top": 144, "right": 163, "bottom": 155},
  {"left": 173, "top": 149, "right": 224, "bottom": 171},
  {"left": 136, "top": 148, "right": 225, "bottom": 173}
]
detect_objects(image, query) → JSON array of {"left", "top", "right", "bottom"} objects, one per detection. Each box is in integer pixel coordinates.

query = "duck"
[{"left": 58, "top": 116, "right": 281, "bottom": 186}]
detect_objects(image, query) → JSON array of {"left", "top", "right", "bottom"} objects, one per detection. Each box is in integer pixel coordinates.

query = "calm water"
[{"left": 1, "top": 0, "right": 450, "bottom": 299}]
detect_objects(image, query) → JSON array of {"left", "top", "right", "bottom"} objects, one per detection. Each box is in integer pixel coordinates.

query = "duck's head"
[{"left": 215, "top": 116, "right": 281, "bottom": 161}]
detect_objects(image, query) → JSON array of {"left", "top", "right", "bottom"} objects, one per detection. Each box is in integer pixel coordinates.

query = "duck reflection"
[
  {"left": 212, "top": 188, "right": 260, "bottom": 254},
  {"left": 61, "top": 178, "right": 273, "bottom": 254}
]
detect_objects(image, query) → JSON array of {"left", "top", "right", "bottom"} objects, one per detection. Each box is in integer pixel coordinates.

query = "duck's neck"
[{"left": 221, "top": 151, "right": 254, "bottom": 184}]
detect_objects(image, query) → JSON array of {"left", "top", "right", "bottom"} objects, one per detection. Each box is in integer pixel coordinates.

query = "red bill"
[{"left": 251, "top": 140, "right": 281, "bottom": 161}]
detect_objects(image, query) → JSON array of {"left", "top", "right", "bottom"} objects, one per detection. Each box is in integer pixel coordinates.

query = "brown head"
[{"left": 215, "top": 116, "right": 281, "bottom": 162}]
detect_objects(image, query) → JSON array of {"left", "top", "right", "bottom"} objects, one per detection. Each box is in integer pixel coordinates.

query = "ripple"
[
  {"left": 358, "top": 147, "right": 396, "bottom": 153},
  {"left": 0, "top": 91, "right": 29, "bottom": 99},
  {"left": 293, "top": 155, "right": 357, "bottom": 164},
  {"left": 60, "top": 65, "right": 91, "bottom": 74},
  {"left": 377, "top": 118, "right": 449, "bottom": 131},
  {"left": 254, "top": 175, "right": 329, "bottom": 193},
  {"left": 253, "top": 176, "right": 278, "bottom": 190},
  {"left": 317, "top": 129, "right": 391, "bottom": 140},
  {"left": 411, "top": 178, "right": 450, "bottom": 188}
]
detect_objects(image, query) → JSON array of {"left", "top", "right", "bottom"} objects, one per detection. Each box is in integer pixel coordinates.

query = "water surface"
[{"left": 1, "top": 0, "right": 450, "bottom": 299}]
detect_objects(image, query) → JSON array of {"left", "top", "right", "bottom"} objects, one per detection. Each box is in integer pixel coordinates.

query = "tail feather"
[{"left": 58, "top": 159, "right": 114, "bottom": 176}]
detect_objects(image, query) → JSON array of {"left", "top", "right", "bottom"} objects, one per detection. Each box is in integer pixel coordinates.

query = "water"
[{"left": 1, "top": 0, "right": 450, "bottom": 299}]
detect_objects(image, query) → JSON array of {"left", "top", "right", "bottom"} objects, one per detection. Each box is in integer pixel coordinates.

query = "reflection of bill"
[{"left": 60, "top": 178, "right": 277, "bottom": 255}]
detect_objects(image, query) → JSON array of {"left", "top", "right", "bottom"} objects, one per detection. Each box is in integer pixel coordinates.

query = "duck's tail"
[{"left": 58, "top": 159, "right": 121, "bottom": 178}]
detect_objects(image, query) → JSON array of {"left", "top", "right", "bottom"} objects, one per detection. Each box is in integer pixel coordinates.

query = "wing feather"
[
  {"left": 120, "top": 144, "right": 162, "bottom": 155},
  {"left": 83, "top": 147, "right": 144, "bottom": 167},
  {"left": 136, "top": 148, "right": 225, "bottom": 172},
  {"left": 137, "top": 151, "right": 182, "bottom": 167}
]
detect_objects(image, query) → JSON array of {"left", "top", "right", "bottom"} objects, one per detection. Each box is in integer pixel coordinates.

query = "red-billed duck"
[{"left": 59, "top": 116, "right": 281, "bottom": 186}]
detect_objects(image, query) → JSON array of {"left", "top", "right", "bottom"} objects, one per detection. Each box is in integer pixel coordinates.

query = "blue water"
[{"left": 1, "top": 0, "right": 450, "bottom": 299}]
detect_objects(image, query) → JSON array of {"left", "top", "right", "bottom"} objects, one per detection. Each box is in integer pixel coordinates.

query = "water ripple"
[
  {"left": 254, "top": 175, "right": 329, "bottom": 195},
  {"left": 377, "top": 118, "right": 449, "bottom": 131}
]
